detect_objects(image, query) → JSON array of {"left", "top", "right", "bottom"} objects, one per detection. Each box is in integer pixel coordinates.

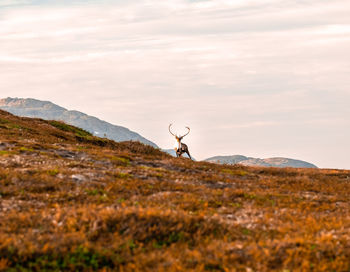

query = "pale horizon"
[{"left": 1, "top": 0, "right": 350, "bottom": 169}]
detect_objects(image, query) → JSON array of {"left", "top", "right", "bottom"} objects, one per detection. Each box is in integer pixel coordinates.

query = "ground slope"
[
  {"left": 0, "top": 97, "right": 157, "bottom": 147},
  {"left": 0, "top": 109, "right": 349, "bottom": 271}
]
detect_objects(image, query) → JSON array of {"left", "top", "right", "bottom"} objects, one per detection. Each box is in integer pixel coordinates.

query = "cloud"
[{"left": 0, "top": 0, "right": 31, "bottom": 8}]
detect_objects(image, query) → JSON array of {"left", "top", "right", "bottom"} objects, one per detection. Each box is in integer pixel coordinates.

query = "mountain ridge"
[
  {"left": 0, "top": 97, "right": 157, "bottom": 148},
  {"left": 204, "top": 154, "right": 317, "bottom": 168}
]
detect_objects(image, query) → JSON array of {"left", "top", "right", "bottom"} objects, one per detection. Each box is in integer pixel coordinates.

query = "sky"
[{"left": 1, "top": 0, "right": 349, "bottom": 169}]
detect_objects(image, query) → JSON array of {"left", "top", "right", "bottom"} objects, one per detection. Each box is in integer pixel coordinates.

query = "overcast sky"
[{"left": 1, "top": 0, "right": 349, "bottom": 169}]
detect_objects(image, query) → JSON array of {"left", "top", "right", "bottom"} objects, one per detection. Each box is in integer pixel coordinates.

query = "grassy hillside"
[{"left": 0, "top": 109, "right": 349, "bottom": 271}]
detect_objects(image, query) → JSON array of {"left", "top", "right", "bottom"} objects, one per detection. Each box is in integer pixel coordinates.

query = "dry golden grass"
[{"left": 0, "top": 109, "right": 349, "bottom": 271}]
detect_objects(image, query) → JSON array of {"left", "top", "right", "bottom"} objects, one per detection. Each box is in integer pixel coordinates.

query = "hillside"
[
  {"left": 0, "top": 97, "right": 157, "bottom": 148},
  {"left": 0, "top": 109, "right": 349, "bottom": 271},
  {"left": 205, "top": 155, "right": 317, "bottom": 168}
]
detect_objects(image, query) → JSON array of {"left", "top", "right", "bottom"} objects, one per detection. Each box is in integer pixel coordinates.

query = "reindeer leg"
[
  {"left": 186, "top": 150, "right": 192, "bottom": 160},
  {"left": 176, "top": 148, "right": 181, "bottom": 157}
]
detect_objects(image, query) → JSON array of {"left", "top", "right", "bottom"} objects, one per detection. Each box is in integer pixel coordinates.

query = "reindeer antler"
[
  {"left": 168, "top": 124, "right": 176, "bottom": 136},
  {"left": 180, "top": 127, "right": 190, "bottom": 138}
]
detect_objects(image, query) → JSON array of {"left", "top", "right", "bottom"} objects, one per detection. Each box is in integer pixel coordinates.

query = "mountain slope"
[
  {"left": 0, "top": 97, "right": 157, "bottom": 147},
  {"left": 0, "top": 110, "right": 349, "bottom": 271},
  {"left": 205, "top": 155, "right": 317, "bottom": 168}
]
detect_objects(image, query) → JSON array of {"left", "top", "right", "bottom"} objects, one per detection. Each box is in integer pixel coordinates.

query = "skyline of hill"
[{"left": 0, "top": 97, "right": 157, "bottom": 148}]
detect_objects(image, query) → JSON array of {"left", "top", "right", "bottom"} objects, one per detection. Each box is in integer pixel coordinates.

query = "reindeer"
[{"left": 169, "top": 124, "right": 192, "bottom": 160}]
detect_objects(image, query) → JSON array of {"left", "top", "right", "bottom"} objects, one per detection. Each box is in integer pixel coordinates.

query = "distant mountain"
[
  {"left": 0, "top": 97, "right": 157, "bottom": 147},
  {"left": 204, "top": 155, "right": 317, "bottom": 168},
  {"left": 204, "top": 155, "right": 250, "bottom": 164}
]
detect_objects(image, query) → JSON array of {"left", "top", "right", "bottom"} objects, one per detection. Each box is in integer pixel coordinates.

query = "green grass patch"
[
  {"left": 0, "top": 118, "right": 10, "bottom": 124},
  {"left": 85, "top": 189, "right": 107, "bottom": 196},
  {"left": 0, "top": 118, "right": 24, "bottom": 130},
  {"left": 244, "top": 193, "right": 256, "bottom": 199},
  {"left": 19, "top": 147, "right": 35, "bottom": 153},
  {"left": 115, "top": 172, "right": 132, "bottom": 179},
  {"left": 47, "top": 169, "right": 59, "bottom": 176},
  {"left": 48, "top": 120, "right": 92, "bottom": 137},
  {"left": 6, "top": 246, "right": 118, "bottom": 271},
  {"left": 111, "top": 156, "right": 130, "bottom": 166},
  {"left": 0, "top": 150, "right": 15, "bottom": 156}
]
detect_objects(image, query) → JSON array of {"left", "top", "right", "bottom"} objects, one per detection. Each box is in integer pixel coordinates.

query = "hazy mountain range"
[
  {"left": 0, "top": 97, "right": 157, "bottom": 147},
  {"left": 204, "top": 155, "right": 317, "bottom": 168},
  {"left": 1, "top": 97, "right": 317, "bottom": 168}
]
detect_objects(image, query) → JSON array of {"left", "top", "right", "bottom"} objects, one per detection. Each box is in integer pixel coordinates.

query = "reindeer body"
[
  {"left": 175, "top": 141, "right": 191, "bottom": 159},
  {"left": 169, "top": 124, "right": 192, "bottom": 160}
]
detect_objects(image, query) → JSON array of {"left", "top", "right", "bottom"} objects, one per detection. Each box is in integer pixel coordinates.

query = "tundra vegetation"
[{"left": 0, "top": 109, "right": 349, "bottom": 271}]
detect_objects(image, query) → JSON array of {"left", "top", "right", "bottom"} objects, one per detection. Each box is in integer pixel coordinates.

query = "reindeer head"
[{"left": 168, "top": 124, "right": 190, "bottom": 143}]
